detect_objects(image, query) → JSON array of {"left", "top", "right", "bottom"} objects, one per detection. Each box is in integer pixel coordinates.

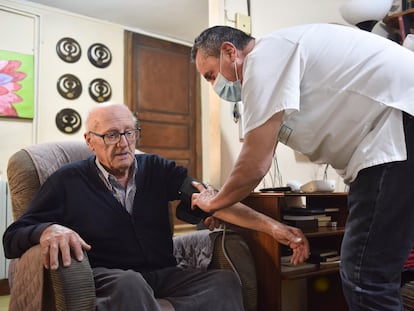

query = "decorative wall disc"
[
  {"left": 89, "top": 78, "right": 112, "bottom": 102},
  {"left": 56, "top": 37, "right": 82, "bottom": 63},
  {"left": 88, "top": 43, "right": 112, "bottom": 68},
  {"left": 57, "top": 74, "right": 82, "bottom": 100},
  {"left": 55, "top": 108, "right": 82, "bottom": 134}
]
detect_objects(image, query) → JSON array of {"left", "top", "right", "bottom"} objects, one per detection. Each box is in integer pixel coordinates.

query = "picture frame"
[{"left": 0, "top": 50, "right": 34, "bottom": 119}]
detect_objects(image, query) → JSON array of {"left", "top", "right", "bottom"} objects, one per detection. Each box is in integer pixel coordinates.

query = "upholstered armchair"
[{"left": 6, "top": 141, "right": 257, "bottom": 311}]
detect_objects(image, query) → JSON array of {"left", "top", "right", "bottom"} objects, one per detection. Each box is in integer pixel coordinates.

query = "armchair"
[{"left": 6, "top": 141, "right": 257, "bottom": 311}]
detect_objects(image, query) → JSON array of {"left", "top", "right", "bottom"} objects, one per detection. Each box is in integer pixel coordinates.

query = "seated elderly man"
[{"left": 3, "top": 102, "right": 308, "bottom": 310}]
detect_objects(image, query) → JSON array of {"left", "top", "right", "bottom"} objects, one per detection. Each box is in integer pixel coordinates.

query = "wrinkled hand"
[
  {"left": 39, "top": 224, "right": 91, "bottom": 270},
  {"left": 191, "top": 181, "right": 218, "bottom": 213},
  {"left": 202, "top": 216, "right": 222, "bottom": 231},
  {"left": 271, "top": 222, "right": 309, "bottom": 265}
]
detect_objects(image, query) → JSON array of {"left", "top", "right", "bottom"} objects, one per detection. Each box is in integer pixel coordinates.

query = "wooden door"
[
  {"left": 125, "top": 31, "right": 201, "bottom": 178},
  {"left": 124, "top": 32, "right": 202, "bottom": 229}
]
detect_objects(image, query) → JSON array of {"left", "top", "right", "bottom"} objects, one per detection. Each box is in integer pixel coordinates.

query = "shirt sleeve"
[{"left": 242, "top": 35, "right": 302, "bottom": 135}]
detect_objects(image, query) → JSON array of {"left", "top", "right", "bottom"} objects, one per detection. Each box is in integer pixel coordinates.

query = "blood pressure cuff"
[{"left": 176, "top": 176, "right": 211, "bottom": 224}]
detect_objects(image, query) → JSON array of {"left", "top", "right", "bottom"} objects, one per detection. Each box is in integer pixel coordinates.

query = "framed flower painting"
[{"left": 0, "top": 50, "right": 34, "bottom": 119}]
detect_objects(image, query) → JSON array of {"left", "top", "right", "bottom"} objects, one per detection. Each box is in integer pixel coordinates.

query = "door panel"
[{"left": 138, "top": 48, "right": 190, "bottom": 114}]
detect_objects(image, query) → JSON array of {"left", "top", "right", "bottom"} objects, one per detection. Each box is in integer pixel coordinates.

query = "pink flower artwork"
[{"left": 0, "top": 60, "right": 27, "bottom": 117}]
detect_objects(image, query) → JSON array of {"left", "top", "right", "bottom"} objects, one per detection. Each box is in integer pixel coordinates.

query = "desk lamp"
[{"left": 340, "top": 0, "right": 393, "bottom": 31}]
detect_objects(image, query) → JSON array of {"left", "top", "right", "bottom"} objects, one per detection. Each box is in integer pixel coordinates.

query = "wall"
[
  {"left": 210, "top": 0, "right": 349, "bottom": 191},
  {"left": 1, "top": 0, "right": 352, "bottom": 193},
  {"left": 0, "top": 0, "right": 124, "bottom": 174}
]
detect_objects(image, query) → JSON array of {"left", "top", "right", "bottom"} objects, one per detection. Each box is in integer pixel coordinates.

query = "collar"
[{"left": 94, "top": 156, "right": 137, "bottom": 187}]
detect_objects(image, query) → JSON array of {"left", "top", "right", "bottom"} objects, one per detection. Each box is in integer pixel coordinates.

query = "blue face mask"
[{"left": 213, "top": 53, "right": 242, "bottom": 102}]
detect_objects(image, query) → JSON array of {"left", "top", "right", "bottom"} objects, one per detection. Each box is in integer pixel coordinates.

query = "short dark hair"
[{"left": 191, "top": 26, "right": 254, "bottom": 62}]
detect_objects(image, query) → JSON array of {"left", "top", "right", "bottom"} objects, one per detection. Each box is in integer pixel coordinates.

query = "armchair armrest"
[
  {"left": 208, "top": 230, "right": 257, "bottom": 311},
  {"left": 8, "top": 245, "right": 96, "bottom": 311},
  {"left": 173, "top": 229, "right": 257, "bottom": 311}
]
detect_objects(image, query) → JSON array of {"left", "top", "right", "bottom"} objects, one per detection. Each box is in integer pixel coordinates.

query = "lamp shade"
[{"left": 340, "top": 0, "right": 393, "bottom": 26}]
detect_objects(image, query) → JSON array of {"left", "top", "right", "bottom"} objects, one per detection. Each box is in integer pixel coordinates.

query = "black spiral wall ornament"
[
  {"left": 88, "top": 43, "right": 112, "bottom": 68},
  {"left": 57, "top": 74, "right": 82, "bottom": 100},
  {"left": 56, "top": 37, "right": 82, "bottom": 63},
  {"left": 55, "top": 108, "right": 82, "bottom": 134},
  {"left": 89, "top": 78, "right": 112, "bottom": 102}
]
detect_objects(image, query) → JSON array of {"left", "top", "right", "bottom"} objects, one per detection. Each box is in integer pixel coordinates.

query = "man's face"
[
  {"left": 195, "top": 51, "right": 220, "bottom": 85},
  {"left": 195, "top": 49, "right": 237, "bottom": 86},
  {"left": 85, "top": 105, "right": 136, "bottom": 178}
]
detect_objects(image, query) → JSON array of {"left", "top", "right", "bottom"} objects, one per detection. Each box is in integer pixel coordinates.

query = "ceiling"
[{"left": 25, "top": 0, "right": 208, "bottom": 44}]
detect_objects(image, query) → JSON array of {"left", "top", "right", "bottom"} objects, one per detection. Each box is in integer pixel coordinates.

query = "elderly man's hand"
[
  {"left": 202, "top": 216, "right": 223, "bottom": 231},
  {"left": 39, "top": 224, "right": 91, "bottom": 270},
  {"left": 270, "top": 222, "right": 310, "bottom": 265}
]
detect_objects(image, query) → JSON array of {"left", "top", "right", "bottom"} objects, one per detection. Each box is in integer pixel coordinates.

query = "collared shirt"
[
  {"left": 242, "top": 23, "right": 414, "bottom": 183},
  {"left": 95, "top": 157, "right": 137, "bottom": 214}
]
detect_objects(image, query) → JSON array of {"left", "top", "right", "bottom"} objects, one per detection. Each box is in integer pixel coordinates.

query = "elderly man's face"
[{"left": 86, "top": 105, "right": 136, "bottom": 178}]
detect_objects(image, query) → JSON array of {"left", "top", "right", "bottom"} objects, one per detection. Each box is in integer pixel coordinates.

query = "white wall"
[
  {"left": 210, "top": 0, "right": 349, "bottom": 191},
  {"left": 0, "top": 0, "right": 352, "bottom": 193},
  {"left": 0, "top": 0, "right": 124, "bottom": 175}
]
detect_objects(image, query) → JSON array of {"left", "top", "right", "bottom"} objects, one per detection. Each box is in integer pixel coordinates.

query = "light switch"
[{"left": 235, "top": 13, "right": 251, "bottom": 35}]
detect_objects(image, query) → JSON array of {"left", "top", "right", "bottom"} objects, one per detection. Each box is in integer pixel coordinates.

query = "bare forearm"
[
  {"left": 213, "top": 202, "right": 278, "bottom": 237},
  {"left": 213, "top": 201, "right": 310, "bottom": 264},
  {"left": 206, "top": 113, "right": 283, "bottom": 212}
]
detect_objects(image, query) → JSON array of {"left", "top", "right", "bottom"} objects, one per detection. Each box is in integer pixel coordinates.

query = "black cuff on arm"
[{"left": 176, "top": 177, "right": 210, "bottom": 224}]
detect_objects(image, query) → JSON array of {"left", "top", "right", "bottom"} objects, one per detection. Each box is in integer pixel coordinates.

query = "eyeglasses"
[{"left": 89, "top": 128, "right": 141, "bottom": 145}]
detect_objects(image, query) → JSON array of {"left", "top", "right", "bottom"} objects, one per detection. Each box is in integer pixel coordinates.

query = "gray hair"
[{"left": 191, "top": 26, "right": 254, "bottom": 62}]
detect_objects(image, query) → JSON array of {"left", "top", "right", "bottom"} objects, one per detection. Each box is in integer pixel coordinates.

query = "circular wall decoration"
[
  {"left": 88, "top": 43, "right": 112, "bottom": 68},
  {"left": 57, "top": 74, "right": 82, "bottom": 100},
  {"left": 89, "top": 78, "right": 112, "bottom": 102},
  {"left": 56, "top": 37, "right": 82, "bottom": 63},
  {"left": 55, "top": 108, "right": 82, "bottom": 134}
]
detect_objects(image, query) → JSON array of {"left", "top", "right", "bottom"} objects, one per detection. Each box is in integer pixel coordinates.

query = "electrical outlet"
[{"left": 235, "top": 13, "right": 251, "bottom": 35}]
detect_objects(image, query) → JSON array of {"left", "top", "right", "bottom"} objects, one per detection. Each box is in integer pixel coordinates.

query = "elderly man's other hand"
[
  {"left": 39, "top": 224, "right": 91, "bottom": 270},
  {"left": 202, "top": 216, "right": 223, "bottom": 231},
  {"left": 271, "top": 222, "right": 310, "bottom": 265}
]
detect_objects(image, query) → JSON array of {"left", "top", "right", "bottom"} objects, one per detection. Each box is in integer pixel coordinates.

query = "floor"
[
  {"left": 0, "top": 295, "right": 9, "bottom": 311},
  {"left": 0, "top": 279, "right": 9, "bottom": 311}
]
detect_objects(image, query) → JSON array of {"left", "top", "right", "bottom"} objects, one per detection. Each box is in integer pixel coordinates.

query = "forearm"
[
  {"left": 211, "top": 152, "right": 269, "bottom": 210},
  {"left": 192, "top": 181, "right": 309, "bottom": 263},
  {"left": 212, "top": 201, "right": 278, "bottom": 238},
  {"left": 212, "top": 201, "right": 310, "bottom": 264},
  {"left": 207, "top": 113, "right": 283, "bottom": 212}
]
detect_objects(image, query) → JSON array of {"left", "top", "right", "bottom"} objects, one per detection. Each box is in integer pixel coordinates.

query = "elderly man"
[{"left": 3, "top": 102, "right": 308, "bottom": 310}]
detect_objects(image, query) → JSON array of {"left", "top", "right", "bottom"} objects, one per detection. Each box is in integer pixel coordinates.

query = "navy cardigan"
[{"left": 3, "top": 153, "right": 188, "bottom": 272}]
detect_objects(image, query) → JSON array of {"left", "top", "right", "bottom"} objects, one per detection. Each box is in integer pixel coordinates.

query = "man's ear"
[
  {"left": 221, "top": 42, "right": 237, "bottom": 61},
  {"left": 84, "top": 133, "right": 94, "bottom": 151}
]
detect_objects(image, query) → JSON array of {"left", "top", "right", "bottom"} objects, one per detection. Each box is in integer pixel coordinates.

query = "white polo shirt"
[{"left": 242, "top": 23, "right": 414, "bottom": 183}]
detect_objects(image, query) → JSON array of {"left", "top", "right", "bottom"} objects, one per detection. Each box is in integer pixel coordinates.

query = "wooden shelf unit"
[
  {"left": 235, "top": 192, "right": 348, "bottom": 311},
  {"left": 383, "top": 8, "right": 414, "bottom": 42}
]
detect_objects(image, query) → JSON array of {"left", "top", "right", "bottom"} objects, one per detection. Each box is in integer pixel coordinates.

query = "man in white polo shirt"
[{"left": 191, "top": 23, "right": 414, "bottom": 310}]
